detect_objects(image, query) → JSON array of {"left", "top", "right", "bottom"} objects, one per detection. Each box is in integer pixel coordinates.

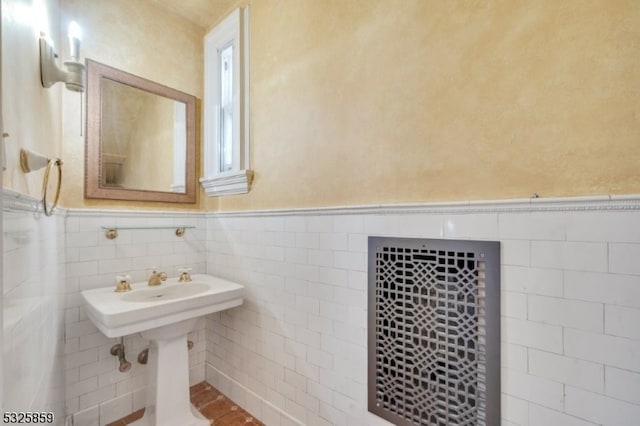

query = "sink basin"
[
  {"left": 121, "top": 283, "right": 209, "bottom": 303},
  {"left": 82, "top": 274, "right": 244, "bottom": 426},
  {"left": 81, "top": 274, "right": 244, "bottom": 338}
]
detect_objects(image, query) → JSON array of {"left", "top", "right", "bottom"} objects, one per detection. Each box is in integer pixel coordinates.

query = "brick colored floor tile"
[
  {"left": 213, "top": 408, "right": 252, "bottom": 425},
  {"left": 190, "top": 381, "right": 210, "bottom": 395},
  {"left": 200, "top": 394, "right": 236, "bottom": 421},
  {"left": 121, "top": 409, "right": 144, "bottom": 424},
  {"left": 192, "top": 385, "right": 222, "bottom": 409},
  {"left": 106, "top": 382, "right": 263, "bottom": 426}
]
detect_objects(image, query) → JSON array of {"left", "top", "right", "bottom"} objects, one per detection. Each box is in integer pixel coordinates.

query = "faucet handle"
[
  {"left": 178, "top": 267, "right": 192, "bottom": 283},
  {"left": 115, "top": 274, "right": 131, "bottom": 292}
]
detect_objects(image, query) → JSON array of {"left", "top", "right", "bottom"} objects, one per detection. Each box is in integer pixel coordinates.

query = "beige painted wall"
[
  {"left": 213, "top": 0, "right": 640, "bottom": 211},
  {"left": 60, "top": 0, "right": 207, "bottom": 210},
  {"left": 2, "top": 0, "right": 62, "bottom": 199},
  {"left": 5, "top": 1, "right": 637, "bottom": 212}
]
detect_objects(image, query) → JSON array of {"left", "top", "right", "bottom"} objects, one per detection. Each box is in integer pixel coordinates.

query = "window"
[
  {"left": 200, "top": 6, "right": 252, "bottom": 196},
  {"left": 219, "top": 43, "right": 234, "bottom": 173},
  {"left": 171, "top": 102, "right": 186, "bottom": 192}
]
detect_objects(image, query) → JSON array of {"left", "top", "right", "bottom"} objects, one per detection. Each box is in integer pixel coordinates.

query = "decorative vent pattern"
[{"left": 368, "top": 237, "right": 500, "bottom": 426}]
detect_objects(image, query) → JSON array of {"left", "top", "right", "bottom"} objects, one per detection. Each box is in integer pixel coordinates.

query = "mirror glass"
[{"left": 85, "top": 59, "right": 197, "bottom": 203}]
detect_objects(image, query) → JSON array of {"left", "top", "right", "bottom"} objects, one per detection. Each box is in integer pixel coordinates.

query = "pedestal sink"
[{"left": 81, "top": 274, "right": 244, "bottom": 426}]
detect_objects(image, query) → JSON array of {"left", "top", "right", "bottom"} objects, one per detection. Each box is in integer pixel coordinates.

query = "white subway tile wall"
[
  {"left": 205, "top": 206, "right": 640, "bottom": 426},
  {"left": 4, "top": 198, "right": 640, "bottom": 426},
  {"left": 63, "top": 212, "right": 207, "bottom": 425},
  {"left": 2, "top": 209, "right": 66, "bottom": 423}
]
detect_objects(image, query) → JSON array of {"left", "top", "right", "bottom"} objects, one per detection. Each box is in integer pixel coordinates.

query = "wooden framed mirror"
[{"left": 85, "top": 59, "right": 197, "bottom": 203}]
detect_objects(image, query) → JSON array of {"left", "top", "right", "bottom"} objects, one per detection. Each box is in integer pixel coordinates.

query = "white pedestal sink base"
[{"left": 130, "top": 318, "right": 208, "bottom": 426}]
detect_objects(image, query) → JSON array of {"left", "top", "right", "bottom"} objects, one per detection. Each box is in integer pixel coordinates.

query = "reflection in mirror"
[
  {"left": 101, "top": 80, "right": 185, "bottom": 192},
  {"left": 85, "top": 59, "right": 196, "bottom": 203}
]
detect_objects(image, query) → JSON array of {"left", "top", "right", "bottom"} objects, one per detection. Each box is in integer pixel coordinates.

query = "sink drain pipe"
[{"left": 110, "top": 337, "right": 132, "bottom": 372}]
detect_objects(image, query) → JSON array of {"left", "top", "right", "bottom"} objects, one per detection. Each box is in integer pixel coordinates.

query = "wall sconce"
[{"left": 40, "top": 21, "right": 85, "bottom": 92}]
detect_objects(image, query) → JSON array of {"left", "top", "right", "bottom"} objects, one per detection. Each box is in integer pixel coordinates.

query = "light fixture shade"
[{"left": 68, "top": 21, "right": 82, "bottom": 61}]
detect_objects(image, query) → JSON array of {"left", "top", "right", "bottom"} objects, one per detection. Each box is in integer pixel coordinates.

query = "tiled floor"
[{"left": 106, "top": 382, "right": 264, "bottom": 426}]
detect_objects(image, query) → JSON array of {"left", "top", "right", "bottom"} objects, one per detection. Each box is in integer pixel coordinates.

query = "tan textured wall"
[
  {"left": 214, "top": 0, "right": 640, "bottom": 211},
  {"left": 60, "top": 0, "right": 207, "bottom": 210},
  {"left": 2, "top": 0, "right": 62, "bottom": 198},
  {"left": 6, "top": 1, "right": 637, "bottom": 211}
]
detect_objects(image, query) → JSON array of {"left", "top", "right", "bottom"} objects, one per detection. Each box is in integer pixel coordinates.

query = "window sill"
[{"left": 200, "top": 169, "right": 253, "bottom": 196}]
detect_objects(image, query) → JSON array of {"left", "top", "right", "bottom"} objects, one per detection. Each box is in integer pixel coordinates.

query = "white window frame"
[
  {"left": 200, "top": 6, "right": 252, "bottom": 196},
  {"left": 171, "top": 102, "right": 186, "bottom": 193}
]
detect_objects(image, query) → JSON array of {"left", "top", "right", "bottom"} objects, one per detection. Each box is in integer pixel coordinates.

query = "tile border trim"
[
  {"left": 5, "top": 189, "right": 640, "bottom": 218},
  {"left": 207, "top": 194, "right": 640, "bottom": 218},
  {"left": 2, "top": 187, "right": 67, "bottom": 215}
]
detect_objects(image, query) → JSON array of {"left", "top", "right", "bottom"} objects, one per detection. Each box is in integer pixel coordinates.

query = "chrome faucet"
[{"left": 147, "top": 270, "right": 167, "bottom": 286}]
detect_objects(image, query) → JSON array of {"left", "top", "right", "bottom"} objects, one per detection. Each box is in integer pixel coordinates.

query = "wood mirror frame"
[{"left": 85, "top": 59, "right": 197, "bottom": 203}]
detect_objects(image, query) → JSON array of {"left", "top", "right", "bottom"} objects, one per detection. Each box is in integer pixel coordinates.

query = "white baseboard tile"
[
  {"left": 70, "top": 391, "right": 135, "bottom": 426},
  {"left": 99, "top": 393, "right": 134, "bottom": 425},
  {"left": 189, "top": 363, "right": 206, "bottom": 386},
  {"left": 205, "top": 363, "right": 304, "bottom": 426},
  {"left": 71, "top": 405, "right": 99, "bottom": 426},
  {"left": 67, "top": 364, "right": 204, "bottom": 425}
]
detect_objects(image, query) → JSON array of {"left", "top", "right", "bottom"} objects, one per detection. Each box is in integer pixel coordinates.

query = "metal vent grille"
[{"left": 368, "top": 237, "right": 500, "bottom": 426}]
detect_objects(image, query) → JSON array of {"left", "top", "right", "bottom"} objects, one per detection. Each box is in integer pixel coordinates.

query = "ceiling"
[{"left": 150, "top": 0, "right": 239, "bottom": 29}]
